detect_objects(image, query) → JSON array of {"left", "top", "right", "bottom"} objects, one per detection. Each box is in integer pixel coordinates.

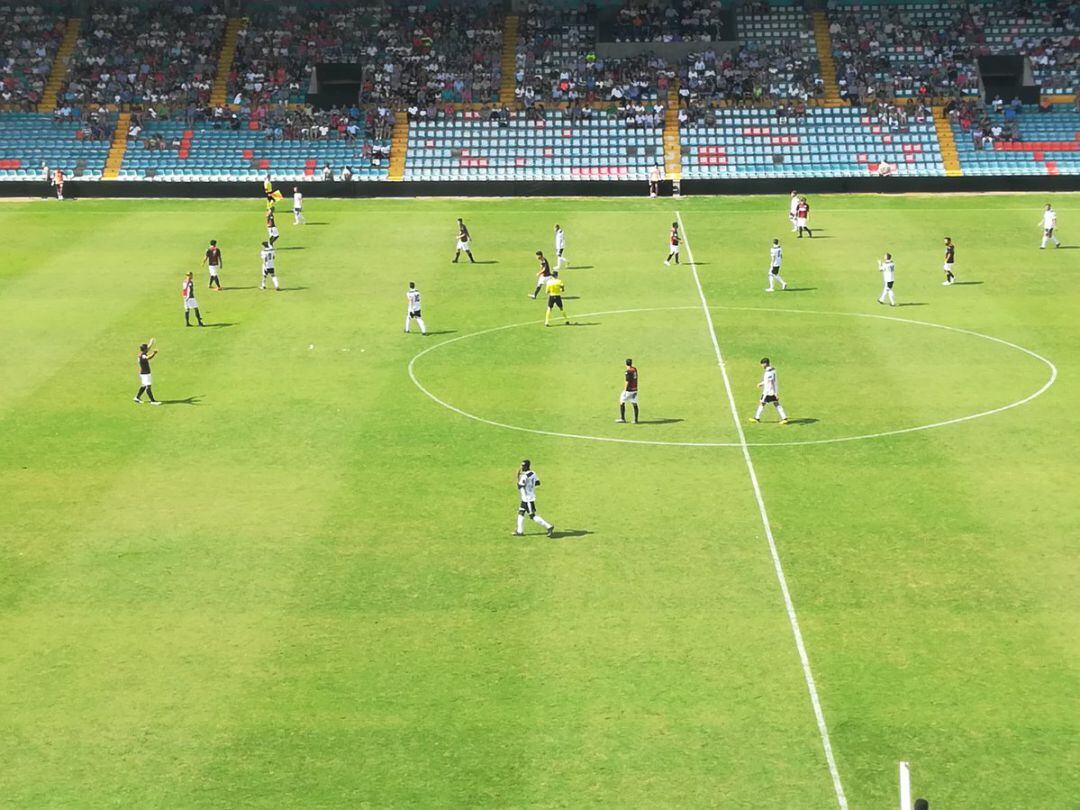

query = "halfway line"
[{"left": 677, "top": 211, "right": 849, "bottom": 809}]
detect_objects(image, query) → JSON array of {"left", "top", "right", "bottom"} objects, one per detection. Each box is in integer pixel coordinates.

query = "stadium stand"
[
  {"left": 611, "top": 0, "right": 724, "bottom": 42},
  {"left": 56, "top": 5, "right": 225, "bottom": 108},
  {"left": 0, "top": 4, "right": 67, "bottom": 110},
  {"left": 0, "top": 111, "right": 114, "bottom": 179},
  {"left": 404, "top": 108, "right": 664, "bottom": 181},
  {"left": 680, "top": 104, "right": 945, "bottom": 178},
  {"left": 950, "top": 102, "right": 1080, "bottom": 176},
  {"left": 116, "top": 108, "right": 391, "bottom": 181},
  {"left": 981, "top": 1, "right": 1078, "bottom": 96}
]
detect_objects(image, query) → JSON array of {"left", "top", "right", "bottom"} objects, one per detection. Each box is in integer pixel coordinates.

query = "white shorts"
[
  {"left": 620, "top": 390, "right": 638, "bottom": 403},
  {"left": 184, "top": 297, "right": 199, "bottom": 309},
  {"left": 796, "top": 217, "right": 807, "bottom": 227},
  {"left": 668, "top": 244, "right": 679, "bottom": 254},
  {"left": 208, "top": 266, "right": 220, "bottom": 276},
  {"left": 456, "top": 239, "right": 470, "bottom": 250},
  {"left": 944, "top": 262, "right": 954, "bottom": 272},
  {"left": 268, "top": 227, "right": 279, "bottom": 238},
  {"left": 139, "top": 373, "right": 152, "bottom": 386}
]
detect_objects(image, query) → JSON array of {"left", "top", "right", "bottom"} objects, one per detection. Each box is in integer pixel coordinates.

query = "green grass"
[{"left": 0, "top": 192, "right": 1077, "bottom": 808}]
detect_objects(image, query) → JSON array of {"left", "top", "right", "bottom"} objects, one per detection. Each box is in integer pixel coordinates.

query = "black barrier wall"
[{"left": 3, "top": 175, "right": 1079, "bottom": 199}]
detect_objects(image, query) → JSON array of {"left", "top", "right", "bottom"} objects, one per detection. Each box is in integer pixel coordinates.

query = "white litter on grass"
[{"left": 308, "top": 344, "right": 314, "bottom": 350}]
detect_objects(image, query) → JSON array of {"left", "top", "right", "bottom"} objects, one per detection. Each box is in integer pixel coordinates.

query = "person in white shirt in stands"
[
  {"left": 750, "top": 357, "right": 789, "bottom": 424},
  {"left": 877, "top": 252, "right": 897, "bottom": 307},
  {"left": 321, "top": 163, "right": 333, "bottom": 181},
  {"left": 1040, "top": 204, "right": 1061, "bottom": 249},
  {"left": 341, "top": 165, "right": 354, "bottom": 181}
]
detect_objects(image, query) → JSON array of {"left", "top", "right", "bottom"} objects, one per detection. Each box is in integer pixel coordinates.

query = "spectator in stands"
[
  {"left": 0, "top": 6, "right": 66, "bottom": 109},
  {"left": 321, "top": 163, "right": 332, "bottom": 181}
]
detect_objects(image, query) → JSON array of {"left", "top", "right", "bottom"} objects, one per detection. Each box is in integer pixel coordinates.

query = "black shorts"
[
  {"left": 263, "top": 267, "right": 275, "bottom": 276},
  {"left": 519, "top": 501, "right": 536, "bottom": 515},
  {"left": 557, "top": 248, "right": 564, "bottom": 256},
  {"left": 761, "top": 394, "right": 779, "bottom": 404},
  {"left": 885, "top": 280, "right": 894, "bottom": 289},
  {"left": 409, "top": 310, "right": 422, "bottom": 318},
  {"left": 771, "top": 265, "right": 781, "bottom": 274},
  {"left": 1045, "top": 228, "right": 1054, "bottom": 237},
  {"left": 547, "top": 295, "right": 563, "bottom": 308}
]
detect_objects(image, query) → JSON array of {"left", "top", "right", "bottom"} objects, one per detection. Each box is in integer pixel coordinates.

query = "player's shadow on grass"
[
  {"left": 424, "top": 330, "right": 457, "bottom": 336},
  {"left": 160, "top": 396, "right": 201, "bottom": 406},
  {"left": 782, "top": 287, "right": 816, "bottom": 292},
  {"left": 304, "top": 222, "right": 330, "bottom": 225},
  {"left": 897, "top": 302, "right": 928, "bottom": 307},
  {"left": 222, "top": 286, "right": 256, "bottom": 291},
  {"left": 1053, "top": 245, "right": 1077, "bottom": 249},
  {"left": 952, "top": 281, "right": 983, "bottom": 286},
  {"left": 471, "top": 260, "right": 499, "bottom": 265},
  {"left": 280, "top": 286, "right": 310, "bottom": 292},
  {"left": 551, "top": 528, "right": 593, "bottom": 540},
  {"left": 562, "top": 295, "right": 581, "bottom": 300},
  {"left": 567, "top": 265, "right": 594, "bottom": 270},
  {"left": 276, "top": 246, "right": 306, "bottom": 251},
  {"left": 566, "top": 321, "right": 600, "bottom": 327},
  {"left": 784, "top": 417, "right": 818, "bottom": 426},
  {"left": 202, "top": 322, "right": 236, "bottom": 328},
  {"left": 634, "top": 418, "right": 684, "bottom": 425}
]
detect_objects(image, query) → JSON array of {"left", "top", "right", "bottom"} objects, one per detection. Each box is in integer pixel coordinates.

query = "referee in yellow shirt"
[{"left": 544, "top": 271, "right": 569, "bottom": 326}]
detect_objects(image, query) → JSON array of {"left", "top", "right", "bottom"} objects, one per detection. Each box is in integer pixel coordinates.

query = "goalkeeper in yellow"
[{"left": 544, "top": 271, "right": 570, "bottom": 327}]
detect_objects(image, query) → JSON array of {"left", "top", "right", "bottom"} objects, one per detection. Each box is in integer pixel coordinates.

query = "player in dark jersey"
[
  {"left": 266, "top": 209, "right": 279, "bottom": 246},
  {"left": 942, "top": 237, "right": 956, "bottom": 286},
  {"left": 134, "top": 343, "right": 161, "bottom": 405},
  {"left": 203, "top": 239, "right": 223, "bottom": 289},
  {"left": 453, "top": 218, "right": 475, "bottom": 263},
  {"left": 795, "top": 198, "right": 812, "bottom": 238},
  {"left": 182, "top": 271, "right": 204, "bottom": 327},
  {"left": 664, "top": 222, "right": 680, "bottom": 265},
  {"left": 616, "top": 358, "right": 639, "bottom": 423},
  {"left": 531, "top": 251, "right": 552, "bottom": 298}
]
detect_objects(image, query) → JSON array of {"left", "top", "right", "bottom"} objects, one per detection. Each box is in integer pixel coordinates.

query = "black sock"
[
  {"left": 196, "top": 308, "right": 203, "bottom": 324},
  {"left": 467, "top": 251, "right": 475, "bottom": 263},
  {"left": 620, "top": 404, "right": 626, "bottom": 420},
  {"left": 185, "top": 312, "right": 190, "bottom": 325},
  {"left": 453, "top": 252, "right": 459, "bottom": 262},
  {"left": 146, "top": 386, "right": 156, "bottom": 402},
  {"left": 533, "top": 285, "right": 543, "bottom": 296},
  {"left": 136, "top": 386, "right": 145, "bottom": 399},
  {"left": 633, "top": 404, "right": 639, "bottom": 421}
]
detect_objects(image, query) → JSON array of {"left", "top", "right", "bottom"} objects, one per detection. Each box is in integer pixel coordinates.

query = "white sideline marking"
[
  {"left": 407, "top": 306, "right": 1057, "bottom": 449},
  {"left": 678, "top": 211, "right": 849, "bottom": 809}
]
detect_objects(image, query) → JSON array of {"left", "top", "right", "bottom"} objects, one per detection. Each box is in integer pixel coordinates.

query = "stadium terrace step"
[
  {"left": 499, "top": 15, "right": 519, "bottom": 107},
  {"left": 211, "top": 18, "right": 246, "bottom": 107},
  {"left": 934, "top": 107, "right": 962, "bottom": 177},
  {"left": 811, "top": 11, "right": 842, "bottom": 107},
  {"left": 664, "top": 85, "right": 682, "bottom": 181},
  {"left": 103, "top": 112, "right": 132, "bottom": 180},
  {"left": 389, "top": 111, "right": 409, "bottom": 182},
  {"left": 38, "top": 18, "right": 80, "bottom": 113}
]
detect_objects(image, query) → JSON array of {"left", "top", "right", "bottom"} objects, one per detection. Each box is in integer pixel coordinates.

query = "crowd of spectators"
[
  {"left": 50, "top": 104, "right": 115, "bottom": 140},
  {"left": 230, "top": 2, "right": 502, "bottom": 108},
  {"left": 1, "top": 4, "right": 66, "bottom": 109},
  {"left": 682, "top": 43, "right": 822, "bottom": 105},
  {"left": 610, "top": 0, "right": 724, "bottom": 42},
  {"left": 56, "top": 5, "right": 225, "bottom": 108}
]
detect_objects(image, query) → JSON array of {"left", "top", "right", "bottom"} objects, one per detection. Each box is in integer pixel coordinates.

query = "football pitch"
[{"left": 1, "top": 192, "right": 1077, "bottom": 807}]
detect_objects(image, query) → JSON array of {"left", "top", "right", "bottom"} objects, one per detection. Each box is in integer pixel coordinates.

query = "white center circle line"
[{"left": 407, "top": 306, "right": 1058, "bottom": 448}]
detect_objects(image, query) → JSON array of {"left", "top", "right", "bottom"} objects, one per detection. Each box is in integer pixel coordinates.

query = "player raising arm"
[
  {"left": 133, "top": 341, "right": 161, "bottom": 405},
  {"left": 750, "top": 357, "right": 788, "bottom": 424},
  {"left": 514, "top": 459, "right": 554, "bottom": 537},
  {"left": 877, "top": 252, "right": 896, "bottom": 307}
]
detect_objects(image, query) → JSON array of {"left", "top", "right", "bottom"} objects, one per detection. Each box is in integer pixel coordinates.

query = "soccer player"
[
  {"left": 453, "top": 218, "right": 475, "bottom": 263},
  {"left": 664, "top": 221, "right": 680, "bottom": 265},
  {"left": 266, "top": 208, "right": 280, "bottom": 246},
  {"left": 648, "top": 164, "right": 662, "bottom": 198},
  {"left": 795, "top": 196, "right": 812, "bottom": 238},
  {"left": 750, "top": 357, "right": 788, "bottom": 424},
  {"left": 531, "top": 251, "right": 552, "bottom": 298},
  {"left": 544, "top": 271, "right": 569, "bottom": 326},
  {"left": 404, "top": 282, "right": 427, "bottom": 335},
  {"left": 766, "top": 238, "right": 788, "bottom": 292},
  {"left": 616, "top": 358, "right": 639, "bottom": 423},
  {"left": 942, "top": 237, "right": 956, "bottom": 285},
  {"left": 1040, "top": 204, "right": 1061, "bottom": 249},
  {"left": 263, "top": 174, "right": 273, "bottom": 196},
  {"left": 203, "top": 239, "right": 223, "bottom": 290},
  {"left": 292, "top": 187, "right": 305, "bottom": 225},
  {"left": 52, "top": 167, "right": 64, "bottom": 200},
  {"left": 260, "top": 241, "right": 279, "bottom": 290},
  {"left": 182, "top": 271, "right": 204, "bottom": 327},
  {"left": 554, "top": 224, "right": 568, "bottom": 269},
  {"left": 134, "top": 342, "right": 161, "bottom": 405},
  {"left": 514, "top": 459, "right": 554, "bottom": 537},
  {"left": 877, "top": 252, "right": 897, "bottom": 306},
  {"left": 788, "top": 190, "right": 799, "bottom": 232}
]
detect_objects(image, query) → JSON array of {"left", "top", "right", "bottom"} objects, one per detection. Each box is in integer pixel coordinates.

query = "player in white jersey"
[
  {"left": 404, "top": 282, "right": 427, "bottom": 335},
  {"left": 750, "top": 357, "right": 789, "bottom": 424},
  {"left": 259, "top": 241, "right": 279, "bottom": 290},
  {"left": 877, "top": 252, "right": 896, "bottom": 306},
  {"left": 292, "top": 187, "right": 305, "bottom": 225},
  {"left": 1040, "top": 204, "right": 1061, "bottom": 249},
  {"left": 766, "top": 238, "right": 788, "bottom": 292},
  {"left": 789, "top": 190, "right": 799, "bottom": 232},
  {"left": 514, "top": 459, "right": 554, "bottom": 537},
  {"left": 554, "top": 224, "right": 568, "bottom": 268}
]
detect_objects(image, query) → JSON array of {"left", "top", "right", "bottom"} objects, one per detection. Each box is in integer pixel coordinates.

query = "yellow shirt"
[
  {"left": 546, "top": 277, "right": 565, "bottom": 296},
  {"left": 263, "top": 179, "right": 273, "bottom": 194}
]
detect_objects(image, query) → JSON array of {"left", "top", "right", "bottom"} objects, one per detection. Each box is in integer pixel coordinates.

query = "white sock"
[
  {"left": 404, "top": 315, "right": 411, "bottom": 332},
  {"left": 516, "top": 514, "right": 525, "bottom": 533},
  {"left": 776, "top": 404, "right": 788, "bottom": 420},
  {"left": 416, "top": 317, "right": 427, "bottom": 334},
  {"left": 754, "top": 404, "right": 764, "bottom": 419},
  {"left": 532, "top": 514, "right": 552, "bottom": 530},
  {"left": 775, "top": 273, "right": 785, "bottom": 287},
  {"left": 1041, "top": 236, "right": 1048, "bottom": 248},
  {"left": 1054, "top": 236, "right": 1061, "bottom": 246},
  {"left": 272, "top": 276, "right": 279, "bottom": 289},
  {"left": 887, "top": 289, "right": 895, "bottom": 305}
]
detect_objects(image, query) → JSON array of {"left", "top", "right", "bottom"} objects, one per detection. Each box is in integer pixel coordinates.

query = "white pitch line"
[{"left": 677, "top": 211, "right": 849, "bottom": 809}]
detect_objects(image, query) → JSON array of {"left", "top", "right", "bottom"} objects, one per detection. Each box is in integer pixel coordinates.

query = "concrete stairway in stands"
[
  {"left": 664, "top": 84, "right": 682, "bottom": 181},
  {"left": 811, "top": 11, "right": 843, "bottom": 106},
  {"left": 933, "top": 107, "right": 962, "bottom": 176},
  {"left": 499, "top": 15, "right": 519, "bottom": 106},
  {"left": 388, "top": 110, "right": 409, "bottom": 181},
  {"left": 103, "top": 111, "right": 131, "bottom": 180},
  {"left": 38, "top": 18, "right": 80, "bottom": 112},
  {"left": 210, "top": 18, "right": 246, "bottom": 107}
]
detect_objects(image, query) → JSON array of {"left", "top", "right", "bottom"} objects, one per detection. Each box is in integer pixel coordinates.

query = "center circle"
[{"left": 407, "top": 306, "right": 1057, "bottom": 448}]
